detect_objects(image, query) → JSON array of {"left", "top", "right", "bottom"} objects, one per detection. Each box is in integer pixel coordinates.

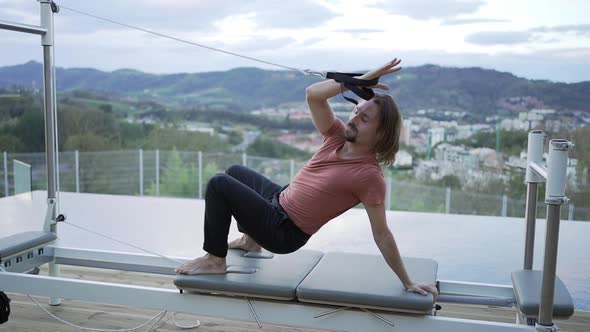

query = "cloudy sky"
[{"left": 1, "top": 0, "right": 589, "bottom": 82}]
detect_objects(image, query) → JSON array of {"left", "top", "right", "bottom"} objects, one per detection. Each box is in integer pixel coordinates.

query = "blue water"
[{"left": 2, "top": 192, "right": 589, "bottom": 311}]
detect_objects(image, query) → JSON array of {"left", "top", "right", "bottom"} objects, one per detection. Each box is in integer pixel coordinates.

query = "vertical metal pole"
[
  {"left": 139, "top": 149, "right": 143, "bottom": 196},
  {"left": 501, "top": 194, "right": 507, "bottom": 217},
  {"left": 43, "top": 36, "right": 58, "bottom": 199},
  {"left": 242, "top": 152, "right": 247, "bottom": 167},
  {"left": 385, "top": 177, "right": 392, "bottom": 211},
  {"left": 538, "top": 204, "right": 561, "bottom": 327},
  {"left": 523, "top": 130, "right": 544, "bottom": 271},
  {"left": 290, "top": 159, "right": 294, "bottom": 181},
  {"left": 75, "top": 150, "right": 79, "bottom": 193},
  {"left": 198, "top": 151, "right": 203, "bottom": 199},
  {"left": 523, "top": 183, "right": 538, "bottom": 270},
  {"left": 3, "top": 151, "right": 7, "bottom": 196},
  {"left": 39, "top": 0, "right": 61, "bottom": 306},
  {"left": 537, "top": 139, "right": 574, "bottom": 329},
  {"left": 445, "top": 187, "right": 451, "bottom": 214},
  {"left": 568, "top": 204, "right": 574, "bottom": 221},
  {"left": 155, "top": 149, "right": 160, "bottom": 196}
]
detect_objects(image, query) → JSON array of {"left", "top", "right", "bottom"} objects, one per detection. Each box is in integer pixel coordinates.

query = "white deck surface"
[{"left": 1, "top": 191, "right": 588, "bottom": 310}]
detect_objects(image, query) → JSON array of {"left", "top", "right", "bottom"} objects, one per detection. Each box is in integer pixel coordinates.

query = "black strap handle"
[{"left": 326, "top": 72, "right": 379, "bottom": 105}]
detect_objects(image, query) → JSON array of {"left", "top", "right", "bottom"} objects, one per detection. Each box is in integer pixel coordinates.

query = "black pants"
[{"left": 203, "top": 165, "right": 310, "bottom": 258}]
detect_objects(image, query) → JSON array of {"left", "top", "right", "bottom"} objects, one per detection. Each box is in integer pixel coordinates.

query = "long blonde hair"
[{"left": 372, "top": 93, "right": 402, "bottom": 166}]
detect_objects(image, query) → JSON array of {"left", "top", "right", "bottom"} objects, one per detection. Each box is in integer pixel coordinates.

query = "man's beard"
[{"left": 344, "top": 123, "right": 357, "bottom": 143}]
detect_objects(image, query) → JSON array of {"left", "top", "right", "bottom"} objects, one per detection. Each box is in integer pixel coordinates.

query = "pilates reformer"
[{"left": 0, "top": 2, "right": 577, "bottom": 331}]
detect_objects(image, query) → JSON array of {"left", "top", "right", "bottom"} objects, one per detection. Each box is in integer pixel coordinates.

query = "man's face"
[{"left": 344, "top": 99, "right": 380, "bottom": 147}]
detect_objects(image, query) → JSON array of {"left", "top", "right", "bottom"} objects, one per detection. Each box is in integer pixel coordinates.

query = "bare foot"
[
  {"left": 175, "top": 254, "right": 227, "bottom": 275},
  {"left": 228, "top": 234, "right": 262, "bottom": 252}
]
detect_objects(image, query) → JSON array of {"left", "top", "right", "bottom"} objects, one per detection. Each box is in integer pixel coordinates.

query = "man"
[{"left": 176, "top": 58, "right": 438, "bottom": 298}]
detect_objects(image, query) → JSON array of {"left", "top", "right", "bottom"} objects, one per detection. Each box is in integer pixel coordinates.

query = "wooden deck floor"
[{"left": 2, "top": 266, "right": 589, "bottom": 332}]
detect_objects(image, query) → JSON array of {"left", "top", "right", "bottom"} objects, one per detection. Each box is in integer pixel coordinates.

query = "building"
[
  {"left": 430, "top": 127, "right": 446, "bottom": 146},
  {"left": 401, "top": 119, "right": 412, "bottom": 145}
]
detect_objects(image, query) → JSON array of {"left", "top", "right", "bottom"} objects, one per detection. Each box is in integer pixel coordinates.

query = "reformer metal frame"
[
  {"left": 0, "top": 2, "right": 575, "bottom": 331},
  {"left": 521, "top": 131, "right": 575, "bottom": 331},
  {"left": 1, "top": 245, "right": 533, "bottom": 332}
]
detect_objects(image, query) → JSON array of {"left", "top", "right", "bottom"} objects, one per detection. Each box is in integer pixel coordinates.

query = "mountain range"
[{"left": 1, "top": 61, "right": 588, "bottom": 116}]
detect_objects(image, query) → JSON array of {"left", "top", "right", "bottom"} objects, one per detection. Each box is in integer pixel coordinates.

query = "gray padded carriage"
[
  {"left": 0, "top": 231, "right": 57, "bottom": 260},
  {"left": 296, "top": 252, "right": 438, "bottom": 314},
  {"left": 174, "top": 249, "right": 324, "bottom": 300},
  {"left": 511, "top": 270, "right": 574, "bottom": 318}
]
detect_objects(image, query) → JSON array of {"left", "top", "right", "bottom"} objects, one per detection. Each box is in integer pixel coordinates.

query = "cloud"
[
  {"left": 0, "top": 0, "right": 337, "bottom": 36},
  {"left": 230, "top": 36, "right": 296, "bottom": 52},
  {"left": 52, "top": 0, "right": 336, "bottom": 34},
  {"left": 465, "top": 24, "right": 590, "bottom": 46},
  {"left": 530, "top": 24, "right": 590, "bottom": 36},
  {"left": 465, "top": 31, "right": 531, "bottom": 45},
  {"left": 333, "top": 29, "right": 385, "bottom": 34},
  {"left": 442, "top": 18, "right": 510, "bottom": 26},
  {"left": 250, "top": 0, "right": 337, "bottom": 29},
  {"left": 299, "top": 37, "right": 325, "bottom": 47},
  {"left": 374, "top": 0, "right": 485, "bottom": 20}
]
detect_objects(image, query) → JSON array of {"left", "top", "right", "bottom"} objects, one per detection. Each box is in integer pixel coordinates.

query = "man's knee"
[
  {"left": 207, "top": 173, "right": 230, "bottom": 191},
  {"left": 225, "top": 164, "right": 247, "bottom": 177}
]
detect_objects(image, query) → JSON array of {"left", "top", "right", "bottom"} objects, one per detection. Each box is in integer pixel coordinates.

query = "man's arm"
[
  {"left": 305, "top": 58, "right": 401, "bottom": 133},
  {"left": 305, "top": 79, "right": 340, "bottom": 133},
  {"left": 365, "top": 203, "right": 439, "bottom": 298}
]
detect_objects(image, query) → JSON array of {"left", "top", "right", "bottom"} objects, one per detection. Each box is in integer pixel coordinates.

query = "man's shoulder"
[
  {"left": 358, "top": 163, "right": 385, "bottom": 179},
  {"left": 321, "top": 118, "right": 345, "bottom": 139}
]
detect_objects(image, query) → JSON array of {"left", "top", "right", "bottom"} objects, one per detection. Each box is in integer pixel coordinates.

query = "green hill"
[{"left": 1, "top": 61, "right": 588, "bottom": 115}]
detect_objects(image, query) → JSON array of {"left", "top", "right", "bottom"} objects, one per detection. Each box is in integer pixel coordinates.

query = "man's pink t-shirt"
[{"left": 279, "top": 118, "right": 386, "bottom": 235}]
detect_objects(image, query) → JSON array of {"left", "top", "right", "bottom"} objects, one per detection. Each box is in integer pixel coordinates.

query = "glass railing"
[
  {"left": 13, "top": 160, "right": 32, "bottom": 195},
  {"left": 1, "top": 150, "right": 588, "bottom": 221}
]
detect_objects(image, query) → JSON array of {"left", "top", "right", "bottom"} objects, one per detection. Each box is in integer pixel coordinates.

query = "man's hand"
[
  {"left": 405, "top": 282, "right": 439, "bottom": 300},
  {"left": 359, "top": 58, "right": 402, "bottom": 82}
]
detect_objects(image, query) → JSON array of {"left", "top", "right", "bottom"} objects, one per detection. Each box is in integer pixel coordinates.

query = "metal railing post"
[
  {"left": 445, "top": 187, "right": 451, "bottom": 214},
  {"left": 568, "top": 204, "right": 574, "bottom": 221},
  {"left": 155, "top": 149, "right": 160, "bottom": 196},
  {"left": 75, "top": 150, "right": 80, "bottom": 193},
  {"left": 501, "top": 194, "right": 507, "bottom": 217},
  {"left": 242, "top": 152, "right": 247, "bottom": 167},
  {"left": 523, "top": 130, "right": 545, "bottom": 270},
  {"left": 3, "top": 151, "right": 7, "bottom": 196},
  {"left": 537, "top": 139, "right": 574, "bottom": 330},
  {"left": 198, "top": 151, "right": 203, "bottom": 199},
  {"left": 139, "top": 149, "right": 143, "bottom": 196},
  {"left": 290, "top": 159, "right": 295, "bottom": 180}
]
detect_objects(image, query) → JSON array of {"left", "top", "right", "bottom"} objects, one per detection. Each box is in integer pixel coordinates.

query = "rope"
[
  {"left": 62, "top": 221, "right": 184, "bottom": 264},
  {"left": 28, "top": 294, "right": 201, "bottom": 330},
  {"left": 27, "top": 295, "right": 167, "bottom": 331},
  {"left": 20, "top": 219, "right": 203, "bottom": 330},
  {"left": 58, "top": 5, "right": 324, "bottom": 77}
]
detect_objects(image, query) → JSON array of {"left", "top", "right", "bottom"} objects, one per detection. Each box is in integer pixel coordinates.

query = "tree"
[
  {"left": 99, "top": 104, "right": 113, "bottom": 114},
  {"left": 147, "top": 149, "right": 198, "bottom": 197},
  {"left": 13, "top": 110, "right": 45, "bottom": 151},
  {"left": 247, "top": 135, "right": 310, "bottom": 159},
  {"left": 0, "top": 134, "right": 25, "bottom": 152},
  {"left": 64, "top": 133, "right": 115, "bottom": 152},
  {"left": 435, "top": 175, "right": 462, "bottom": 189}
]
